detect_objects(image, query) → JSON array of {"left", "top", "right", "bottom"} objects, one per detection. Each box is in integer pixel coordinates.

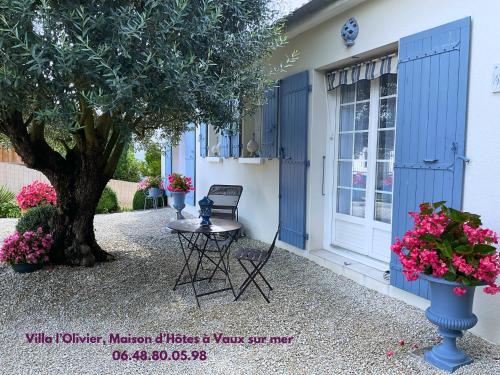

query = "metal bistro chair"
[
  {"left": 144, "top": 188, "right": 165, "bottom": 210},
  {"left": 233, "top": 228, "right": 279, "bottom": 303},
  {"left": 207, "top": 185, "right": 243, "bottom": 221},
  {"left": 198, "top": 185, "right": 243, "bottom": 271}
]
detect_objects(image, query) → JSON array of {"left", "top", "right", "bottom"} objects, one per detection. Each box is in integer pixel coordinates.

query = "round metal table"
[{"left": 167, "top": 218, "right": 242, "bottom": 307}]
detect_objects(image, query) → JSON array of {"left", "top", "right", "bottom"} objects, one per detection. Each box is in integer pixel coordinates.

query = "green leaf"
[
  {"left": 447, "top": 263, "right": 456, "bottom": 275},
  {"left": 437, "top": 240, "right": 453, "bottom": 258},
  {"left": 433, "top": 201, "right": 446, "bottom": 209},
  {"left": 443, "top": 273, "right": 456, "bottom": 282},
  {"left": 466, "top": 256, "right": 479, "bottom": 268},
  {"left": 473, "top": 244, "right": 496, "bottom": 255},
  {"left": 448, "top": 208, "right": 466, "bottom": 223},
  {"left": 455, "top": 244, "right": 473, "bottom": 254}
]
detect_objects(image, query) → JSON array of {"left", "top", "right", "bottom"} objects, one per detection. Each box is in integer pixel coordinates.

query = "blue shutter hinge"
[
  {"left": 304, "top": 233, "right": 309, "bottom": 240},
  {"left": 308, "top": 84, "right": 312, "bottom": 92},
  {"left": 305, "top": 160, "right": 310, "bottom": 167},
  {"left": 278, "top": 194, "right": 282, "bottom": 199}
]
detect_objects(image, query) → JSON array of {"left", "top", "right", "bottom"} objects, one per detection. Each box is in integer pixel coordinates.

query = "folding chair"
[
  {"left": 233, "top": 228, "right": 279, "bottom": 303},
  {"left": 206, "top": 184, "right": 243, "bottom": 221}
]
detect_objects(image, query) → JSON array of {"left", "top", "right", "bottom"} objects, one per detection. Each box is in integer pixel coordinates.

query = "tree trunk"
[
  {"left": 49, "top": 156, "right": 115, "bottom": 266},
  {"left": 0, "top": 110, "right": 123, "bottom": 267}
]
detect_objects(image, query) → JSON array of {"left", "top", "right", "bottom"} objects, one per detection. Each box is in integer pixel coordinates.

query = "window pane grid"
[
  {"left": 373, "top": 73, "right": 397, "bottom": 224},
  {"left": 336, "top": 80, "right": 370, "bottom": 218}
]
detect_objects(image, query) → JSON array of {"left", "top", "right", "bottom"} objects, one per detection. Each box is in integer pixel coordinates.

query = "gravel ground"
[{"left": 0, "top": 208, "right": 498, "bottom": 375}]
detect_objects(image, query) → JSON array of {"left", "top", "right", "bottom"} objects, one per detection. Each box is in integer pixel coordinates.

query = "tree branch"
[
  {"left": 23, "top": 113, "right": 34, "bottom": 127},
  {"left": 102, "top": 126, "right": 120, "bottom": 163},
  {"left": 96, "top": 112, "right": 112, "bottom": 142},
  {"left": 103, "top": 141, "right": 125, "bottom": 178},
  {"left": 79, "top": 100, "right": 98, "bottom": 147},
  {"left": 57, "top": 138, "right": 72, "bottom": 155},
  {"left": 29, "top": 121, "right": 45, "bottom": 143},
  {"left": 0, "top": 111, "right": 67, "bottom": 174}
]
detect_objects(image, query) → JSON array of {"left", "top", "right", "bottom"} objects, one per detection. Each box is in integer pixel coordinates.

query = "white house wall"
[{"left": 166, "top": 0, "right": 500, "bottom": 343}]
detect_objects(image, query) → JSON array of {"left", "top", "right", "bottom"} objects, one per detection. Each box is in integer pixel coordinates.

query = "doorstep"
[
  {"left": 308, "top": 248, "right": 430, "bottom": 311},
  {"left": 309, "top": 249, "right": 390, "bottom": 294}
]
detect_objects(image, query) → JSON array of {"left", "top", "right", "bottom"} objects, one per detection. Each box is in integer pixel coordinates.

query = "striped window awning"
[{"left": 326, "top": 54, "right": 398, "bottom": 91}]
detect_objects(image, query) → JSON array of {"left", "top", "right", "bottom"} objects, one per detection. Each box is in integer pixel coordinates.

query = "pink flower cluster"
[
  {"left": 0, "top": 228, "right": 52, "bottom": 265},
  {"left": 463, "top": 224, "right": 498, "bottom": 245},
  {"left": 166, "top": 173, "right": 195, "bottom": 193},
  {"left": 137, "top": 176, "right": 163, "bottom": 190},
  {"left": 16, "top": 181, "right": 57, "bottom": 210},
  {"left": 391, "top": 202, "right": 500, "bottom": 295}
]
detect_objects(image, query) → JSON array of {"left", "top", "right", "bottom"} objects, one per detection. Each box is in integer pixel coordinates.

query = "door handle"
[{"left": 423, "top": 159, "right": 438, "bottom": 163}]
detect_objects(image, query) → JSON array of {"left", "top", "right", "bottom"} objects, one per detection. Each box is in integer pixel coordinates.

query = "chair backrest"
[
  {"left": 266, "top": 227, "right": 280, "bottom": 258},
  {"left": 207, "top": 185, "right": 243, "bottom": 210}
]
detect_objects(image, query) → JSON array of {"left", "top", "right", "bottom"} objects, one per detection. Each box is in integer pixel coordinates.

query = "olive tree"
[{"left": 0, "top": 0, "right": 288, "bottom": 266}]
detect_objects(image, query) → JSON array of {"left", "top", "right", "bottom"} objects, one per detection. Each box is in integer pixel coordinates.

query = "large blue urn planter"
[
  {"left": 171, "top": 191, "right": 187, "bottom": 219},
  {"left": 421, "top": 274, "right": 478, "bottom": 372}
]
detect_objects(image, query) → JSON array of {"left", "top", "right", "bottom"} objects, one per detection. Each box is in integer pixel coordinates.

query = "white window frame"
[{"left": 326, "top": 77, "right": 395, "bottom": 263}]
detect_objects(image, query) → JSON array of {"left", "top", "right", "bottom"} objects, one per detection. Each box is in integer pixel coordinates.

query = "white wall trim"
[{"left": 286, "top": 0, "right": 369, "bottom": 40}]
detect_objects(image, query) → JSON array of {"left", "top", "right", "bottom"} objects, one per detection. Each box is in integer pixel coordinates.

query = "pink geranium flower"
[
  {"left": 390, "top": 202, "right": 499, "bottom": 295},
  {"left": 165, "top": 173, "right": 195, "bottom": 192},
  {"left": 0, "top": 228, "right": 53, "bottom": 265},
  {"left": 453, "top": 287, "right": 467, "bottom": 296},
  {"left": 16, "top": 181, "right": 57, "bottom": 210}
]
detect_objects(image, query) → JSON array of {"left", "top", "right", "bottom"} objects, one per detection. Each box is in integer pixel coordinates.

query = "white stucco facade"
[{"left": 163, "top": 0, "right": 500, "bottom": 344}]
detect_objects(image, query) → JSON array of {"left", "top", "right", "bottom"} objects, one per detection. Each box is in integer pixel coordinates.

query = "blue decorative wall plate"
[{"left": 341, "top": 17, "right": 359, "bottom": 47}]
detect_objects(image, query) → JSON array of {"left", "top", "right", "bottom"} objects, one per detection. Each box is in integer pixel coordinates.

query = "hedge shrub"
[
  {"left": 0, "top": 186, "right": 20, "bottom": 218},
  {"left": 132, "top": 189, "right": 166, "bottom": 210},
  {"left": 96, "top": 187, "right": 119, "bottom": 214},
  {"left": 16, "top": 204, "right": 56, "bottom": 233},
  {"left": 0, "top": 185, "right": 15, "bottom": 205},
  {"left": 0, "top": 201, "right": 21, "bottom": 218}
]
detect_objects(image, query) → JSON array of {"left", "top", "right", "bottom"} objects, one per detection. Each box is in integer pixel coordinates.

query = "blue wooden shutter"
[
  {"left": 261, "top": 86, "right": 279, "bottom": 158},
  {"left": 279, "top": 71, "right": 309, "bottom": 249},
  {"left": 199, "top": 123, "right": 208, "bottom": 158},
  {"left": 164, "top": 144, "right": 172, "bottom": 176},
  {"left": 184, "top": 124, "right": 196, "bottom": 206},
  {"left": 230, "top": 127, "right": 241, "bottom": 157},
  {"left": 390, "top": 18, "right": 471, "bottom": 298},
  {"left": 164, "top": 145, "right": 173, "bottom": 196},
  {"left": 220, "top": 130, "right": 231, "bottom": 158}
]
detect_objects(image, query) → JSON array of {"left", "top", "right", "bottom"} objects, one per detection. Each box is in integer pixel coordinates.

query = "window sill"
[
  {"left": 238, "top": 158, "right": 264, "bottom": 165},
  {"left": 206, "top": 156, "right": 222, "bottom": 163}
]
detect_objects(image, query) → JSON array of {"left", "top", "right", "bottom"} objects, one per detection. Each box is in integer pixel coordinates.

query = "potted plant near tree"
[
  {"left": 138, "top": 176, "right": 163, "bottom": 199},
  {"left": 166, "top": 173, "right": 195, "bottom": 219},
  {"left": 391, "top": 202, "right": 499, "bottom": 372},
  {"left": 0, "top": 227, "right": 53, "bottom": 273}
]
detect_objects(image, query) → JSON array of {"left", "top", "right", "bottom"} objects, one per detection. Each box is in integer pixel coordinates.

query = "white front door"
[{"left": 328, "top": 74, "right": 397, "bottom": 263}]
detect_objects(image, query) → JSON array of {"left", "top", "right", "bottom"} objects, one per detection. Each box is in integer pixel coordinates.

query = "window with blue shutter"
[
  {"left": 279, "top": 70, "right": 309, "bottom": 249},
  {"left": 261, "top": 86, "right": 279, "bottom": 158},
  {"left": 230, "top": 127, "right": 241, "bottom": 158},
  {"left": 163, "top": 144, "right": 173, "bottom": 197},
  {"left": 199, "top": 123, "right": 208, "bottom": 158},
  {"left": 390, "top": 17, "right": 471, "bottom": 298}
]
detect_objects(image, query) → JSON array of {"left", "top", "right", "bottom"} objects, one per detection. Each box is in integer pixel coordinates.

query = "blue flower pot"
[
  {"left": 171, "top": 192, "right": 187, "bottom": 219},
  {"left": 420, "top": 274, "right": 478, "bottom": 372},
  {"left": 148, "top": 187, "right": 161, "bottom": 198},
  {"left": 11, "top": 263, "right": 43, "bottom": 273}
]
